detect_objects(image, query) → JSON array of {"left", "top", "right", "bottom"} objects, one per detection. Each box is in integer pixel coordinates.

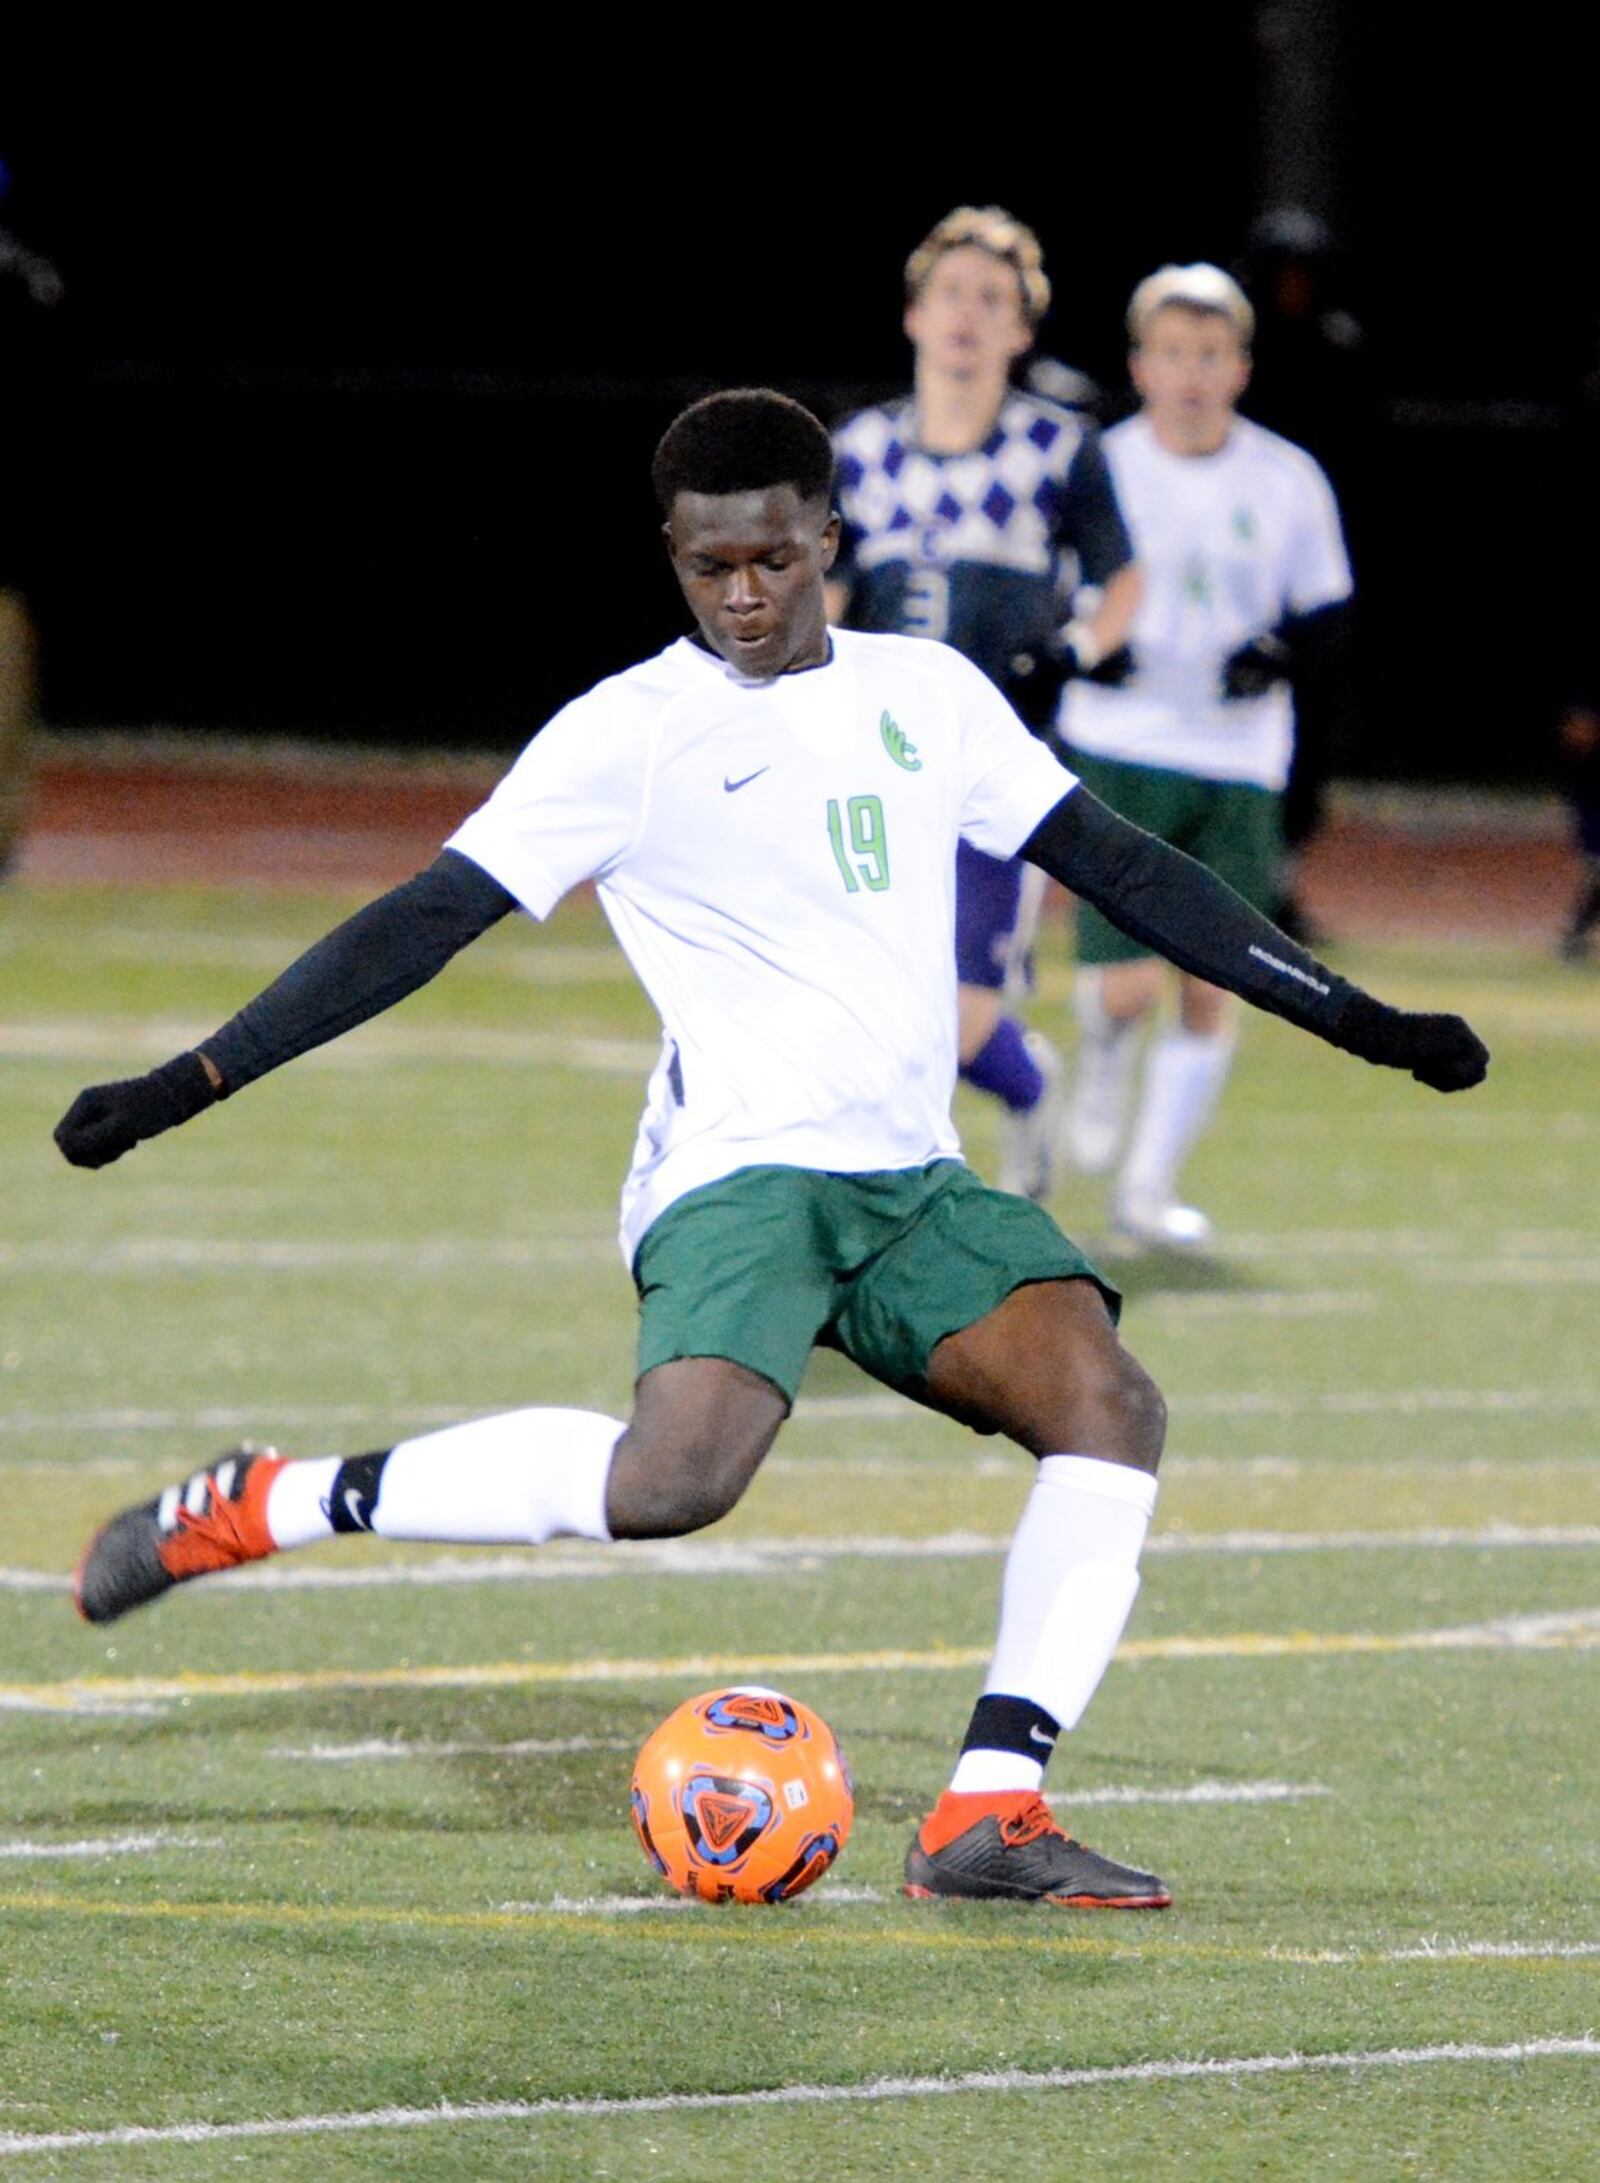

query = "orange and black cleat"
[
  {"left": 905, "top": 1789, "right": 1171, "bottom": 1908},
  {"left": 73, "top": 1447, "right": 285, "bottom": 1624}
]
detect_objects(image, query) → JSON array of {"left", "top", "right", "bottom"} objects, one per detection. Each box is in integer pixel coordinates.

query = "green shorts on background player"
[{"left": 1057, "top": 262, "right": 1355, "bottom": 1249}]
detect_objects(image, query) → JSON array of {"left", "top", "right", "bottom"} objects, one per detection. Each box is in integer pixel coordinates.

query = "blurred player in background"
[
  {"left": 55, "top": 390, "right": 1485, "bottom": 1912},
  {"left": 828, "top": 207, "right": 1142, "bottom": 1201},
  {"left": 1058, "top": 263, "right": 1354, "bottom": 1249},
  {"left": 1556, "top": 700, "right": 1600, "bottom": 962},
  {"left": 1235, "top": 207, "right": 1372, "bottom": 943}
]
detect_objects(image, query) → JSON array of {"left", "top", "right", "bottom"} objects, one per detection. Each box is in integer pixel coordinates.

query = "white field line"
[
  {"left": 495, "top": 1885, "right": 886, "bottom": 1917},
  {"left": 0, "top": 1019, "right": 658, "bottom": 1074},
  {"left": 0, "top": 1692, "right": 169, "bottom": 1719},
  {"left": 0, "top": 1236, "right": 617, "bottom": 1274},
  {"left": 1282, "top": 1939, "right": 1600, "bottom": 1966},
  {"left": 82, "top": 930, "right": 632, "bottom": 986},
  {"left": 3, "top": 1385, "right": 1599, "bottom": 1445},
  {"left": 4, "top": 1606, "right": 1598, "bottom": 1715},
  {"left": 5, "top": 1524, "right": 1597, "bottom": 1604},
  {"left": 271, "top": 1735, "right": 634, "bottom": 1761},
  {"left": 1421, "top": 1260, "right": 1600, "bottom": 1286},
  {"left": 1049, "top": 1781, "right": 1330, "bottom": 1809},
  {"left": 1136, "top": 1290, "right": 1376, "bottom": 1318},
  {"left": 0, "top": 1831, "right": 220, "bottom": 1862},
  {"left": 266, "top": 1742, "right": 1328, "bottom": 1812},
  {"left": 2, "top": 2041, "right": 1595, "bottom": 2159},
  {"left": 1167, "top": 1387, "right": 1600, "bottom": 1420}
]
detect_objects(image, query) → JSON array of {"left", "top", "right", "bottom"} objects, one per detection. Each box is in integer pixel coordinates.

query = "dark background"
[{"left": 2, "top": 20, "right": 1592, "bottom": 782}]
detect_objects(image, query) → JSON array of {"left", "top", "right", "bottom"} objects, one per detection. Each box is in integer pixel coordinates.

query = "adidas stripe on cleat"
[
  {"left": 72, "top": 1446, "right": 285, "bottom": 1624},
  {"left": 904, "top": 1789, "right": 1171, "bottom": 1908}
]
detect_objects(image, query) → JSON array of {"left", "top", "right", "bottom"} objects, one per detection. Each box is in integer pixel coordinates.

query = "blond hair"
[
  {"left": 905, "top": 206, "right": 1050, "bottom": 329},
  {"left": 1127, "top": 263, "right": 1254, "bottom": 346}
]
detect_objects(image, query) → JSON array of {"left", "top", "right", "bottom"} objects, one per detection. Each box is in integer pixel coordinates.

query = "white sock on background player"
[
  {"left": 949, "top": 1454, "right": 1157, "bottom": 1793},
  {"left": 263, "top": 1407, "right": 623, "bottom": 1550},
  {"left": 1066, "top": 970, "right": 1145, "bottom": 1174},
  {"left": 1115, "top": 1026, "right": 1235, "bottom": 1217}
]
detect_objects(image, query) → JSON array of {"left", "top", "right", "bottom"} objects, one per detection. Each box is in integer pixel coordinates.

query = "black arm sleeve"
[
  {"left": 202, "top": 849, "right": 518, "bottom": 1092},
  {"left": 1279, "top": 598, "right": 1353, "bottom": 682},
  {"left": 1058, "top": 431, "right": 1135, "bottom": 585},
  {"left": 1021, "top": 788, "right": 1360, "bottom": 1040}
]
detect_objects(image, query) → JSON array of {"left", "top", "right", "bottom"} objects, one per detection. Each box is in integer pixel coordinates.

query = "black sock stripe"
[
  {"left": 959, "top": 1692, "right": 1061, "bottom": 1762},
  {"left": 325, "top": 1450, "right": 391, "bottom": 1534}
]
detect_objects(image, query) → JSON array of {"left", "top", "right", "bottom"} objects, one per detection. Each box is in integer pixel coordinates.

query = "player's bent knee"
[
  {"left": 1053, "top": 1339, "right": 1166, "bottom": 1472},
  {"left": 605, "top": 1432, "right": 761, "bottom": 1539},
  {"left": 1109, "top": 1351, "right": 1167, "bottom": 1469}
]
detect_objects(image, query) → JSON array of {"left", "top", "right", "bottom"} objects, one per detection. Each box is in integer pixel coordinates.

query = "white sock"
[
  {"left": 1117, "top": 1027, "right": 1235, "bottom": 1209},
  {"left": 949, "top": 1454, "right": 1156, "bottom": 1793},
  {"left": 264, "top": 1457, "right": 343, "bottom": 1549},
  {"left": 264, "top": 1407, "right": 624, "bottom": 1551},
  {"left": 1068, "top": 971, "right": 1145, "bottom": 1173}
]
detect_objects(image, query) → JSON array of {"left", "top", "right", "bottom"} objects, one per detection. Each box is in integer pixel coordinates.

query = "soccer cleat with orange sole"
[
  {"left": 73, "top": 1446, "right": 286, "bottom": 1624},
  {"left": 904, "top": 1789, "right": 1171, "bottom": 1908}
]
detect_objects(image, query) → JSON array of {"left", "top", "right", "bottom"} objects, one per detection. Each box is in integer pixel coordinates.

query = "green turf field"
[{"left": 2, "top": 880, "right": 1596, "bottom": 2179}]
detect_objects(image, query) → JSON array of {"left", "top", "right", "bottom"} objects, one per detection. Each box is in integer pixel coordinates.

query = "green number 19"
[{"left": 826, "top": 795, "right": 891, "bottom": 894}]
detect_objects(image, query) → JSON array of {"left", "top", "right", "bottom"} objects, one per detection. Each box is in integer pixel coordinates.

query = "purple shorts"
[{"left": 955, "top": 839, "right": 1027, "bottom": 990}]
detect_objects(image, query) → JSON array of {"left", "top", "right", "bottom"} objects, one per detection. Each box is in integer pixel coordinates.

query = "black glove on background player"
[
  {"left": 1221, "top": 601, "right": 1353, "bottom": 703},
  {"left": 1331, "top": 994, "right": 1488, "bottom": 1091},
  {"left": 1219, "top": 631, "right": 1292, "bottom": 701},
  {"left": 54, "top": 1052, "right": 218, "bottom": 1169},
  {"left": 1008, "top": 631, "right": 1134, "bottom": 729}
]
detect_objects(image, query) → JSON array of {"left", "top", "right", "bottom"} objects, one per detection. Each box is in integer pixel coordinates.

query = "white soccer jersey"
[
  {"left": 448, "top": 628, "right": 1074, "bottom": 1260},
  {"left": 1061, "top": 413, "right": 1352, "bottom": 789}
]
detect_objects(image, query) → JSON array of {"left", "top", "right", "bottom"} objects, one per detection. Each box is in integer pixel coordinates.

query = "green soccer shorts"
[
  {"left": 1064, "top": 747, "right": 1283, "bottom": 968},
  {"left": 632, "top": 1160, "right": 1119, "bottom": 1408}
]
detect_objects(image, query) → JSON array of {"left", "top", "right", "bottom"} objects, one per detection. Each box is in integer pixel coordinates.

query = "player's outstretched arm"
[
  {"left": 1021, "top": 789, "right": 1488, "bottom": 1092},
  {"left": 53, "top": 850, "right": 519, "bottom": 1168}
]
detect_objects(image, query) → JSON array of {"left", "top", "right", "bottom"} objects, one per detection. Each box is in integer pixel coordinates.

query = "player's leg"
[
  {"left": 831, "top": 1174, "right": 1169, "bottom": 1904},
  {"left": 73, "top": 1363, "right": 792, "bottom": 1628},
  {"left": 1066, "top": 951, "right": 1158, "bottom": 1174},
  {"left": 1111, "top": 973, "right": 1237, "bottom": 1248},
  {"left": 1108, "top": 776, "right": 1278, "bottom": 1247},
  {"left": 73, "top": 1169, "right": 829, "bottom": 1624},
  {"left": 1060, "top": 751, "right": 1180, "bottom": 1178},
  {"left": 955, "top": 841, "right": 1063, "bottom": 1203},
  {"left": 913, "top": 1277, "right": 1169, "bottom": 1905}
]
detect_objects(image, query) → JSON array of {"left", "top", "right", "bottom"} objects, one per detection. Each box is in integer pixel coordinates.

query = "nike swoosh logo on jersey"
[
  {"left": 344, "top": 1487, "right": 371, "bottom": 1531},
  {"left": 724, "top": 767, "right": 771, "bottom": 792},
  {"left": 1028, "top": 1724, "right": 1056, "bottom": 1747}
]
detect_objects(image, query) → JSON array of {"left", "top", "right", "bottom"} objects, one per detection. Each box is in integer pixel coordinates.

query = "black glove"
[
  {"left": 1008, "top": 630, "right": 1134, "bottom": 727},
  {"left": 54, "top": 1052, "right": 219, "bottom": 1169},
  {"left": 1220, "top": 631, "right": 1293, "bottom": 701},
  {"left": 1080, "top": 643, "right": 1134, "bottom": 688},
  {"left": 1334, "top": 994, "right": 1489, "bottom": 1092}
]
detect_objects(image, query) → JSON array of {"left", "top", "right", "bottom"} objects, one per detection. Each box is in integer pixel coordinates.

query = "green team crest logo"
[
  {"left": 1232, "top": 506, "right": 1257, "bottom": 543},
  {"left": 880, "top": 710, "right": 922, "bottom": 772}
]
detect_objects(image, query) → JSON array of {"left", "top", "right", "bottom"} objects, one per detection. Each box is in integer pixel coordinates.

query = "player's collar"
[{"left": 685, "top": 632, "right": 837, "bottom": 685}]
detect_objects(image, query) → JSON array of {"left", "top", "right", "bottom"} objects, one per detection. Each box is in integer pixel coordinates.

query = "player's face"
[
  {"left": 905, "top": 245, "right": 1032, "bottom": 383},
  {"left": 1131, "top": 305, "right": 1251, "bottom": 454},
  {"left": 665, "top": 487, "right": 840, "bottom": 678}
]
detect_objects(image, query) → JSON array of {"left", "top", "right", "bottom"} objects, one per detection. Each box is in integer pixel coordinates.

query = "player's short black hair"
[{"left": 651, "top": 389, "right": 835, "bottom": 516}]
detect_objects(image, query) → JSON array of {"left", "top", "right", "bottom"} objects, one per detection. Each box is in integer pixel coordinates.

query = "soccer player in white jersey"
[
  {"left": 57, "top": 391, "right": 1483, "bottom": 1910},
  {"left": 1059, "top": 263, "right": 1356, "bottom": 1248},
  {"left": 828, "top": 207, "right": 1143, "bottom": 1203}
]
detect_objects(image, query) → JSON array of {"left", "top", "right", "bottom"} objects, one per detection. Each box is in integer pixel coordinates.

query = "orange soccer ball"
[{"left": 630, "top": 1686, "right": 854, "bottom": 1903}]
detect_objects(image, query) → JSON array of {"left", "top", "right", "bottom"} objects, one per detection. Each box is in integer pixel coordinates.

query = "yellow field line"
[
  {"left": 5, "top": 1617, "right": 1597, "bottom": 1715},
  {"left": 0, "top": 1888, "right": 1594, "bottom": 1976}
]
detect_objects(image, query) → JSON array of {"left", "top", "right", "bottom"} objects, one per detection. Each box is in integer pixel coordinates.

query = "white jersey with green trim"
[
  {"left": 447, "top": 627, "right": 1074, "bottom": 1260},
  {"left": 1061, "top": 413, "right": 1352, "bottom": 790}
]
